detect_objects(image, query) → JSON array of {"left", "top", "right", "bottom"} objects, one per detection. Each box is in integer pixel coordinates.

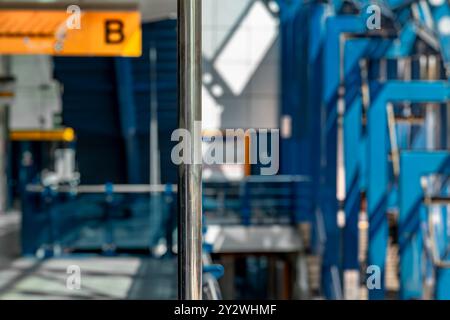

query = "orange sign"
[{"left": 0, "top": 10, "right": 142, "bottom": 57}]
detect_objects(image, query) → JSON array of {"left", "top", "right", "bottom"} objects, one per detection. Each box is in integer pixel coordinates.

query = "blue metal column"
[
  {"left": 399, "top": 151, "right": 450, "bottom": 299},
  {"left": 321, "top": 15, "right": 366, "bottom": 299},
  {"left": 278, "top": 1, "right": 310, "bottom": 215},
  {"left": 307, "top": 3, "right": 329, "bottom": 255},
  {"left": 367, "top": 81, "right": 449, "bottom": 299}
]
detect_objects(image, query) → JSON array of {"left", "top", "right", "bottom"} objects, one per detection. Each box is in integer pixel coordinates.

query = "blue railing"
[{"left": 21, "top": 175, "right": 312, "bottom": 256}]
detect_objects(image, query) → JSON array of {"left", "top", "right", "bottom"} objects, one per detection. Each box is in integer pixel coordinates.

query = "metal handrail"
[
  {"left": 25, "top": 175, "right": 310, "bottom": 195},
  {"left": 26, "top": 184, "right": 177, "bottom": 194}
]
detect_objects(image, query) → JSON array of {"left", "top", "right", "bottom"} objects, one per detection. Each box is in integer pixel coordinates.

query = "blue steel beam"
[
  {"left": 386, "top": 22, "right": 421, "bottom": 58},
  {"left": 321, "top": 1, "right": 444, "bottom": 297},
  {"left": 342, "top": 36, "right": 392, "bottom": 277},
  {"left": 321, "top": 13, "right": 403, "bottom": 299},
  {"left": 308, "top": 3, "right": 330, "bottom": 258},
  {"left": 341, "top": 37, "right": 394, "bottom": 295},
  {"left": 277, "top": 0, "right": 304, "bottom": 20},
  {"left": 279, "top": 0, "right": 309, "bottom": 183},
  {"left": 399, "top": 151, "right": 450, "bottom": 299},
  {"left": 367, "top": 81, "right": 450, "bottom": 299},
  {"left": 322, "top": 15, "right": 367, "bottom": 300},
  {"left": 291, "top": 0, "right": 449, "bottom": 300},
  {"left": 321, "top": 11, "right": 413, "bottom": 298},
  {"left": 341, "top": 33, "right": 418, "bottom": 299},
  {"left": 428, "top": 0, "right": 450, "bottom": 76}
]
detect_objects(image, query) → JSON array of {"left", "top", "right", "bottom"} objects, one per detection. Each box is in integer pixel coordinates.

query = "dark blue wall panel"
[{"left": 54, "top": 20, "right": 178, "bottom": 184}]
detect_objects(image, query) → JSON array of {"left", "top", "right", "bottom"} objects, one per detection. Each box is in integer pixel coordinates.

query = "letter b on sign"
[{"left": 105, "top": 20, "right": 125, "bottom": 44}]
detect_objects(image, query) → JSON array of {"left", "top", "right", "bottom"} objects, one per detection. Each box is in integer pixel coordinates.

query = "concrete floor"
[
  {"left": 0, "top": 212, "right": 177, "bottom": 300},
  {"left": 0, "top": 257, "right": 177, "bottom": 300},
  {"left": 0, "top": 212, "right": 20, "bottom": 269},
  {"left": 0, "top": 212, "right": 401, "bottom": 300}
]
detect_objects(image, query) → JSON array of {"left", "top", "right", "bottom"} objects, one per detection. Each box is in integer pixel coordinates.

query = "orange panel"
[{"left": 0, "top": 10, "right": 141, "bottom": 57}]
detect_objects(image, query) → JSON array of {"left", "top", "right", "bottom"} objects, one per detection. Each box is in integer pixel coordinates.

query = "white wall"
[
  {"left": 201, "top": 0, "right": 280, "bottom": 130},
  {"left": 9, "top": 56, "right": 61, "bottom": 130},
  {"left": 140, "top": 0, "right": 176, "bottom": 22}
]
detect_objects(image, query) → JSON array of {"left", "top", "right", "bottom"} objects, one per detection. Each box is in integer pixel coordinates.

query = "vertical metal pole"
[
  {"left": 178, "top": 0, "right": 202, "bottom": 300},
  {"left": 0, "top": 56, "right": 13, "bottom": 214},
  {"left": 0, "top": 103, "right": 9, "bottom": 213}
]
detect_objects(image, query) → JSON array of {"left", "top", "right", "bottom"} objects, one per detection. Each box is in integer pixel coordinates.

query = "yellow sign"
[{"left": 0, "top": 10, "right": 142, "bottom": 57}]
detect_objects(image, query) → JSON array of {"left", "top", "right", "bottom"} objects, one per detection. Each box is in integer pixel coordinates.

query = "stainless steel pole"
[
  {"left": 0, "top": 101, "right": 9, "bottom": 213},
  {"left": 0, "top": 60, "right": 13, "bottom": 214},
  {"left": 177, "top": 0, "right": 202, "bottom": 300}
]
